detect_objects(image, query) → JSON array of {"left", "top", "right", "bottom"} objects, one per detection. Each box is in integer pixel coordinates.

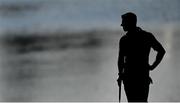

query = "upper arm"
[
  {"left": 119, "top": 37, "right": 125, "bottom": 57},
  {"left": 149, "top": 34, "right": 165, "bottom": 53}
]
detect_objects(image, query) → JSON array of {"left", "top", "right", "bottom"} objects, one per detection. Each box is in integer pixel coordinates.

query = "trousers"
[{"left": 123, "top": 78, "right": 150, "bottom": 102}]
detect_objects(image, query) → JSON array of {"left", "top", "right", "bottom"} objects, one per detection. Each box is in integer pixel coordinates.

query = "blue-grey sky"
[{"left": 0, "top": 0, "right": 180, "bottom": 32}]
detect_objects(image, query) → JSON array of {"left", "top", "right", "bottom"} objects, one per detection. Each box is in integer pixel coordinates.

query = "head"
[{"left": 121, "top": 12, "right": 137, "bottom": 32}]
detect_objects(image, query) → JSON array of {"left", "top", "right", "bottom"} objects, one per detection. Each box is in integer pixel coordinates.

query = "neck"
[
  {"left": 126, "top": 27, "right": 137, "bottom": 35},
  {"left": 129, "top": 27, "right": 137, "bottom": 32}
]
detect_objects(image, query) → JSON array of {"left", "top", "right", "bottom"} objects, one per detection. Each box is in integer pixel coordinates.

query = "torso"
[{"left": 120, "top": 28, "right": 152, "bottom": 77}]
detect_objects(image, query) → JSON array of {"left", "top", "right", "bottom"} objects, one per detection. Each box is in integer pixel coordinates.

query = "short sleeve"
[{"left": 119, "top": 36, "right": 126, "bottom": 54}]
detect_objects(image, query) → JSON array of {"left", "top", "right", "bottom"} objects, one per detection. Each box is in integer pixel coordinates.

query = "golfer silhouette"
[{"left": 117, "top": 12, "right": 165, "bottom": 102}]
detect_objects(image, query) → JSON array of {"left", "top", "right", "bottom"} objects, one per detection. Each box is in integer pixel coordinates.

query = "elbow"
[
  {"left": 157, "top": 47, "right": 166, "bottom": 57},
  {"left": 161, "top": 48, "right": 166, "bottom": 56},
  {"left": 163, "top": 48, "right": 166, "bottom": 55}
]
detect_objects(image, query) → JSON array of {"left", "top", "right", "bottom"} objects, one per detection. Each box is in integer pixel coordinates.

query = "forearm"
[
  {"left": 151, "top": 50, "right": 165, "bottom": 70},
  {"left": 118, "top": 59, "right": 125, "bottom": 82},
  {"left": 118, "top": 58, "right": 124, "bottom": 74}
]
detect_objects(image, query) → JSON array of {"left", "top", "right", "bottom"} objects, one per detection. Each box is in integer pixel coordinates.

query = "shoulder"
[
  {"left": 139, "top": 28, "right": 155, "bottom": 40},
  {"left": 120, "top": 35, "right": 127, "bottom": 42},
  {"left": 119, "top": 35, "right": 127, "bottom": 47}
]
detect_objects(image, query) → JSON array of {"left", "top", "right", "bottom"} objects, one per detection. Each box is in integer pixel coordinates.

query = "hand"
[
  {"left": 117, "top": 74, "right": 123, "bottom": 86},
  {"left": 117, "top": 77, "right": 122, "bottom": 87},
  {"left": 148, "top": 64, "right": 155, "bottom": 71}
]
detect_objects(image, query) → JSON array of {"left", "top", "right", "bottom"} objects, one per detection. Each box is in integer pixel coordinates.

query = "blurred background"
[{"left": 0, "top": 0, "right": 180, "bottom": 102}]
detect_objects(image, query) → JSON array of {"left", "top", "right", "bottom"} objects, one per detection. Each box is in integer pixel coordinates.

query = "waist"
[
  {"left": 124, "top": 61, "right": 149, "bottom": 68},
  {"left": 123, "top": 67, "right": 150, "bottom": 76},
  {"left": 124, "top": 57, "right": 149, "bottom": 64}
]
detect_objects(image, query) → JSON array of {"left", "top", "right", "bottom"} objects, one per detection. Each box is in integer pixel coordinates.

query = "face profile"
[
  {"left": 121, "top": 19, "right": 129, "bottom": 31},
  {"left": 121, "top": 12, "right": 137, "bottom": 32}
]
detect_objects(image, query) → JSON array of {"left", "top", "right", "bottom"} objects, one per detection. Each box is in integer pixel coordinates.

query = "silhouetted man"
[{"left": 117, "top": 12, "right": 165, "bottom": 102}]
